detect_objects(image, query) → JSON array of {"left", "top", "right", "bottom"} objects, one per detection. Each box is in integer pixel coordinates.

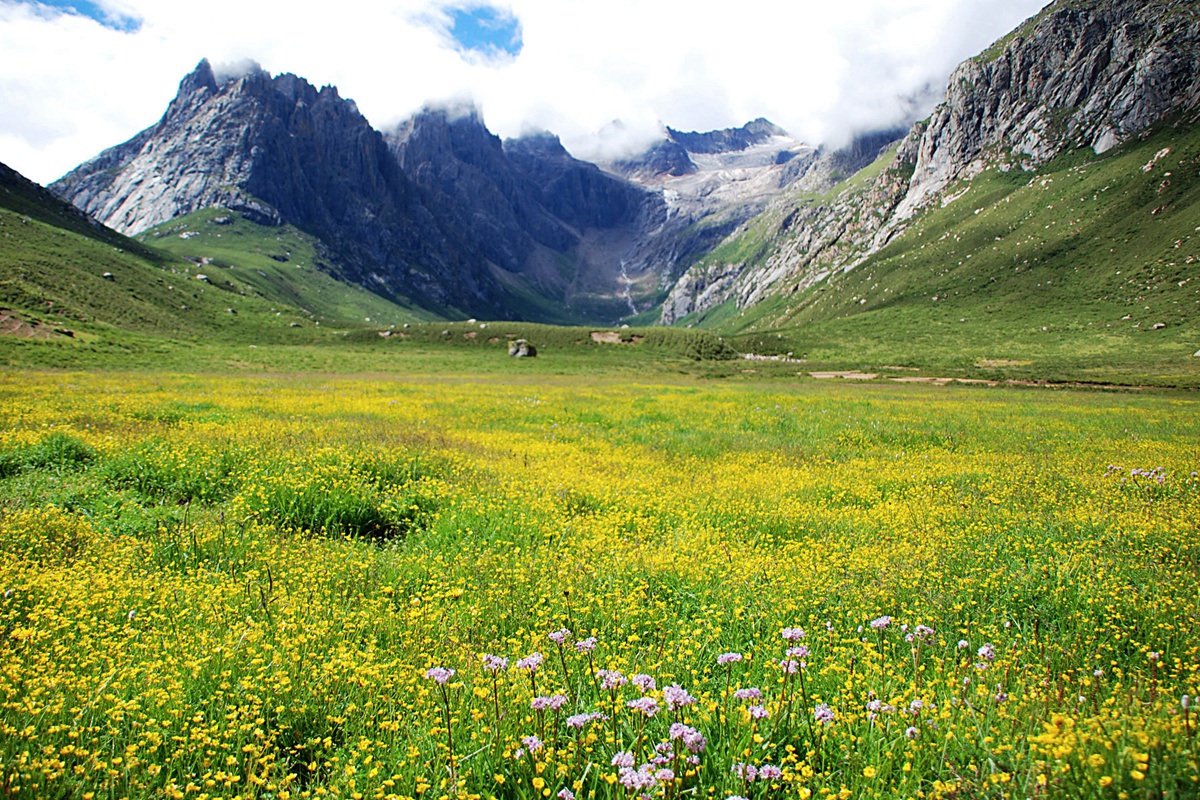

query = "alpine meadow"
[{"left": 2, "top": 0, "right": 1199, "bottom": 799}]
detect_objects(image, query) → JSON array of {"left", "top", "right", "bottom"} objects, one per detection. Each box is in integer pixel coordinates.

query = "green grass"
[
  {"left": 697, "top": 118, "right": 1200, "bottom": 387},
  {"left": 140, "top": 207, "right": 438, "bottom": 327}
]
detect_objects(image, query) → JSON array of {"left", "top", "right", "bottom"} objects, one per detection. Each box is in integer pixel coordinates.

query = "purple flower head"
[
  {"left": 557, "top": 789, "right": 575, "bottom": 800},
  {"left": 1182, "top": 695, "right": 1191, "bottom": 710},
  {"left": 627, "top": 696, "right": 660, "bottom": 717},
  {"left": 748, "top": 704, "right": 769, "bottom": 720},
  {"left": 909, "top": 698, "right": 924, "bottom": 712},
  {"left": 814, "top": 703, "right": 835, "bottom": 725},
  {"left": 781, "top": 627, "right": 806, "bottom": 641},
  {"left": 870, "top": 616, "right": 892, "bottom": 631},
  {"left": 574, "top": 636, "right": 597, "bottom": 654},
  {"left": 717, "top": 652, "right": 744, "bottom": 666},
  {"left": 670, "top": 723, "right": 707, "bottom": 753},
  {"left": 663, "top": 683, "right": 697, "bottom": 711},
  {"left": 522, "top": 735, "right": 543, "bottom": 753},
  {"left": 957, "top": 639, "right": 969, "bottom": 650},
  {"left": 732, "top": 763, "right": 758, "bottom": 781},
  {"left": 425, "top": 666, "right": 455, "bottom": 684},
  {"left": 597, "top": 669, "right": 627, "bottom": 690},
  {"left": 482, "top": 654, "right": 509, "bottom": 672},
  {"left": 905, "top": 726, "right": 919, "bottom": 739},
  {"left": 618, "top": 764, "right": 658, "bottom": 791},
  {"left": 779, "top": 659, "right": 800, "bottom": 674},
  {"left": 515, "top": 652, "right": 544, "bottom": 672},
  {"left": 786, "top": 645, "right": 810, "bottom": 659},
  {"left": 632, "top": 673, "right": 657, "bottom": 693},
  {"left": 654, "top": 768, "right": 676, "bottom": 783},
  {"left": 733, "top": 687, "right": 762, "bottom": 701},
  {"left": 531, "top": 695, "right": 553, "bottom": 711},
  {"left": 566, "top": 712, "right": 603, "bottom": 729},
  {"left": 611, "top": 751, "right": 635, "bottom": 768},
  {"left": 915, "top": 624, "right": 935, "bottom": 641},
  {"left": 758, "top": 765, "right": 783, "bottom": 781},
  {"left": 548, "top": 628, "right": 571, "bottom": 645},
  {"left": 866, "top": 699, "right": 881, "bottom": 713},
  {"left": 547, "top": 693, "right": 568, "bottom": 710},
  {"left": 977, "top": 643, "right": 996, "bottom": 662}
]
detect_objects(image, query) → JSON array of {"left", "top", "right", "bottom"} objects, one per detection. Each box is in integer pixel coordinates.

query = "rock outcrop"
[
  {"left": 52, "top": 60, "right": 501, "bottom": 314},
  {"left": 659, "top": 0, "right": 1200, "bottom": 324}
]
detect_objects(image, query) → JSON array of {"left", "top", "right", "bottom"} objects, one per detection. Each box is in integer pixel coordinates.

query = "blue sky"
[
  {"left": 447, "top": 5, "right": 522, "bottom": 59},
  {"left": 14, "top": 0, "right": 140, "bottom": 31}
]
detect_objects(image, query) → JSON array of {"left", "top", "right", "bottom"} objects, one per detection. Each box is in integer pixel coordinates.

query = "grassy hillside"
[
  {"left": 139, "top": 207, "right": 439, "bottom": 327},
  {"left": 690, "top": 118, "right": 1200, "bottom": 386}
]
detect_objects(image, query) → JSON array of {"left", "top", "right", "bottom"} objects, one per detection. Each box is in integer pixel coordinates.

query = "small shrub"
[{"left": 0, "top": 432, "right": 97, "bottom": 478}]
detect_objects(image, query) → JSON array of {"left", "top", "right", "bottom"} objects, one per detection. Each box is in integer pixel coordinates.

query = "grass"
[
  {"left": 140, "top": 207, "right": 439, "bottom": 327},
  {"left": 0, "top": 370, "right": 1197, "bottom": 799},
  {"left": 683, "top": 118, "right": 1200, "bottom": 387}
]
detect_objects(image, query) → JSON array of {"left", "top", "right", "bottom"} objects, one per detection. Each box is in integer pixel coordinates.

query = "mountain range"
[{"left": 6, "top": 0, "right": 1199, "bottom": 378}]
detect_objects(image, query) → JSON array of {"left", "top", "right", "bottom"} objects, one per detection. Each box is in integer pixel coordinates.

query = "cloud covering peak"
[{"left": 0, "top": 0, "right": 1050, "bottom": 184}]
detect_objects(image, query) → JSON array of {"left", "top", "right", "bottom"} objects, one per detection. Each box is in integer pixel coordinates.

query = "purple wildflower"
[
  {"left": 548, "top": 628, "right": 571, "bottom": 644},
  {"left": 574, "top": 636, "right": 597, "bottom": 653},
  {"left": 786, "top": 645, "right": 810, "bottom": 659},
  {"left": 515, "top": 652, "right": 544, "bottom": 672},
  {"left": 425, "top": 666, "right": 455, "bottom": 684},
  {"left": 814, "top": 703, "right": 835, "bottom": 725},
  {"left": 627, "top": 696, "right": 660, "bottom": 717},
  {"left": 781, "top": 627, "right": 806, "bottom": 641},
  {"left": 632, "top": 673, "right": 657, "bottom": 692},
  {"left": 870, "top": 616, "right": 892, "bottom": 631},
  {"left": 669, "top": 723, "right": 707, "bottom": 753},
  {"left": 732, "top": 763, "right": 758, "bottom": 781},
  {"left": 779, "top": 659, "right": 800, "bottom": 674},
  {"left": 522, "top": 735, "right": 543, "bottom": 753},
  {"left": 654, "top": 768, "right": 676, "bottom": 783},
  {"left": 977, "top": 643, "right": 996, "bottom": 661},
  {"left": 733, "top": 687, "right": 762, "bottom": 701},
  {"left": 611, "top": 751, "right": 635, "bottom": 769},
  {"left": 597, "top": 669, "right": 627, "bottom": 690},
  {"left": 717, "top": 652, "right": 744, "bottom": 666},
  {"left": 758, "top": 765, "right": 782, "bottom": 781},
  {"left": 566, "top": 712, "right": 603, "bottom": 729},
  {"left": 557, "top": 789, "right": 575, "bottom": 800},
  {"left": 481, "top": 654, "right": 509, "bottom": 671},
  {"left": 905, "top": 726, "right": 919, "bottom": 739},
  {"left": 748, "top": 704, "right": 769, "bottom": 720},
  {"left": 663, "top": 684, "right": 696, "bottom": 710}
]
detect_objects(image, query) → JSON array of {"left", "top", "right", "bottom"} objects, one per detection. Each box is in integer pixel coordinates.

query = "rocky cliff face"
[
  {"left": 659, "top": 0, "right": 1200, "bottom": 324},
  {"left": 52, "top": 60, "right": 500, "bottom": 314},
  {"left": 52, "top": 61, "right": 670, "bottom": 322},
  {"left": 386, "top": 109, "right": 661, "bottom": 320}
]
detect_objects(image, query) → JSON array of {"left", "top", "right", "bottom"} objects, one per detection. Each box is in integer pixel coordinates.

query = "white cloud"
[{"left": 0, "top": 0, "right": 1050, "bottom": 185}]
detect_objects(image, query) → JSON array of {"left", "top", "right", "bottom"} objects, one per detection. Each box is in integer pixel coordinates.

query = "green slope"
[
  {"left": 0, "top": 163, "right": 354, "bottom": 366},
  {"left": 138, "top": 207, "right": 439, "bottom": 327},
  {"left": 701, "top": 119, "right": 1200, "bottom": 386}
]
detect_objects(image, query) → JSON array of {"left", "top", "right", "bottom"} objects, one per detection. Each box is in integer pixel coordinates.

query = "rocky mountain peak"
[{"left": 665, "top": 118, "right": 789, "bottom": 154}]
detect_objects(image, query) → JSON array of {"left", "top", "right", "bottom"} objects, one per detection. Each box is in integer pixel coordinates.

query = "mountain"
[
  {"left": 384, "top": 107, "right": 660, "bottom": 320},
  {"left": 659, "top": 0, "right": 1200, "bottom": 328},
  {"left": 50, "top": 60, "right": 513, "bottom": 318}
]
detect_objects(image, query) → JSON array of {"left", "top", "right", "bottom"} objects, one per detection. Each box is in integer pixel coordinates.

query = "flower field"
[{"left": 1, "top": 370, "right": 1197, "bottom": 799}]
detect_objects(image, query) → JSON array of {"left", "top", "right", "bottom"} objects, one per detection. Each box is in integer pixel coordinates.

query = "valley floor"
[{"left": 1, "top": 369, "right": 1197, "bottom": 799}]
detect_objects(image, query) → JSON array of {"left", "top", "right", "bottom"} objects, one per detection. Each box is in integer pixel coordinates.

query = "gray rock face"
[
  {"left": 51, "top": 60, "right": 502, "bottom": 315},
  {"left": 895, "top": 0, "right": 1200, "bottom": 219},
  {"left": 659, "top": 0, "right": 1200, "bottom": 323}
]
